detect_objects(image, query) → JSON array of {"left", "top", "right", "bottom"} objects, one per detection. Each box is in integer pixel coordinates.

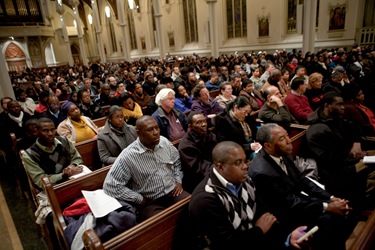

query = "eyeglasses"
[{"left": 238, "top": 108, "right": 251, "bottom": 114}]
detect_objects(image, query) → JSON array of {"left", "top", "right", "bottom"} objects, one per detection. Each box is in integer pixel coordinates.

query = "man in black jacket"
[
  {"left": 306, "top": 91, "right": 375, "bottom": 208},
  {"left": 190, "top": 141, "right": 306, "bottom": 250},
  {"left": 178, "top": 112, "right": 217, "bottom": 193},
  {"left": 249, "top": 123, "right": 356, "bottom": 249}
]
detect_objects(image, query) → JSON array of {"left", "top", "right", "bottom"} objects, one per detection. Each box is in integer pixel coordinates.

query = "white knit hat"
[{"left": 155, "top": 88, "right": 175, "bottom": 106}]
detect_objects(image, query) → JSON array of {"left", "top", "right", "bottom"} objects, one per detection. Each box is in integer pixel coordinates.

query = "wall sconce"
[
  {"left": 105, "top": 6, "right": 111, "bottom": 18},
  {"left": 74, "top": 20, "right": 77, "bottom": 28}
]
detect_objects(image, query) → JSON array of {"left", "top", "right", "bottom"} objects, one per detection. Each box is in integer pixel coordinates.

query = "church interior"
[{"left": 0, "top": 0, "right": 374, "bottom": 249}]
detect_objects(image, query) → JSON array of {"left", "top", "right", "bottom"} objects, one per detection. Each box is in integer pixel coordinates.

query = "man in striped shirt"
[{"left": 103, "top": 115, "right": 190, "bottom": 220}]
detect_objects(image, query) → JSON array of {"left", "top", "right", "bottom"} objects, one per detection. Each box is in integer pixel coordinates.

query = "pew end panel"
[
  {"left": 42, "top": 176, "right": 69, "bottom": 249},
  {"left": 348, "top": 210, "right": 375, "bottom": 250},
  {"left": 42, "top": 166, "right": 111, "bottom": 249}
]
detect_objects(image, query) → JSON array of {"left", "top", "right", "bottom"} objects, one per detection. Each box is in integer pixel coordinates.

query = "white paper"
[
  {"left": 69, "top": 165, "right": 92, "bottom": 179},
  {"left": 363, "top": 156, "right": 375, "bottom": 164},
  {"left": 82, "top": 189, "right": 122, "bottom": 218}
]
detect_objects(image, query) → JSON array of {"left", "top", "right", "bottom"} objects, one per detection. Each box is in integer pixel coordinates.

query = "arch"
[
  {"left": 2, "top": 41, "right": 30, "bottom": 72},
  {"left": 71, "top": 43, "right": 82, "bottom": 65}
]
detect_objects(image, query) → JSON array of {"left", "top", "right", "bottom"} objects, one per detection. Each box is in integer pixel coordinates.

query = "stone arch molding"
[{"left": 2, "top": 40, "right": 32, "bottom": 71}]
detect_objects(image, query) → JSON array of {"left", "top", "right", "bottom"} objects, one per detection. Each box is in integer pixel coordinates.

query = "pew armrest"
[{"left": 83, "top": 229, "right": 104, "bottom": 250}]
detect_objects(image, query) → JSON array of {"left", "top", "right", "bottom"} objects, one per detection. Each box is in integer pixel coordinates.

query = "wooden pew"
[
  {"left": 347, "top": 210, "right": 375, "bottom": 250},
  {"left": 82, "top": 196, "right": 191, "bottom": 250},
  {"left": 287, "top": 123, "right": 309, "bottom": 139},
  {"left": 75, "top": 138, "right": 101, "bottom": 170},
  {"left": 79, "top": 131, "right": 307, "bottom": 250},
  {"left": 101, "top": 105, "right": 110, "bottom": 116},
  {"left": 93, "top": 116, "right": 107, "bottom": 128},
  {"left": 42, "top": 166, "right": 111, "bottom": 249},
  {"left": 209, "top": 89, "right": 220, "bottom": 98}
]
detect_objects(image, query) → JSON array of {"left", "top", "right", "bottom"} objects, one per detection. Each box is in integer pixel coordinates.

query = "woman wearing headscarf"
[
  {"left": 97, "top": 105, "right": 137, "bottom": 166},
  {"left": 57, "top": 101, "right": 99, "bottom": 143}
]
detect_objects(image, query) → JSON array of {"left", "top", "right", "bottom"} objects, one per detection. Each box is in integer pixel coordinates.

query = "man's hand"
[
  {"left": 351, "top": 142, "right": 365, "bottom": 159},
  {"left": 269, "top": 95, "right": 283, "bottom": 106},
  {"left": 326, "top": 199, "right": 352, "bottom": 216},
  {"left": 254, "top": 212, "right": 277, "bottom": 234},
  {"left": 290, "top": 226, "right": 309, "bottom": 249},
  {"left": 172, "top": 182, "right": 183, "bottom": 197},
  {"left": 250, "top": 142, "right": 262, "bottom": 151},
  {"left": 63, "top": 165, "right": 83, "bottom": 177}
]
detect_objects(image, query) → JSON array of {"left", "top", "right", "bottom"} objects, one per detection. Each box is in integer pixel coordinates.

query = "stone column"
[
  {"left": 70, "top": 0, "right": 88, "bottom": 66},
  {"left": 116, "top": 0, "right": 130, "bottom": 60},
  {"left": 91, "top": 0, "right": 106, "bottom": 63},
  {"left": 153, "top": 0, "right": 165, "bottom": 60},
  {"left": 302, "top": 0, "right": 317, "bottom": 54},
  {"left": 0, "top": 46, "right": 15, "bottom": 103},
  {"left": 38, "top": 36, "right": 47, "bottom": 67},
  {"left": 56, "top": 1, "right": 74, "bottom": 66},
  {"left": 206, "top": 0, "right": 218, "bottom": 57}
]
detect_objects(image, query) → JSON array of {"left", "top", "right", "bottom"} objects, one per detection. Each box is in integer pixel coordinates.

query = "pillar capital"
[
  {"left": 69, "top": 0, "right": 80, "bottom": 8},
  {"left": 205, "top": 0, "right": 217, "bottom": 4},
  {"left": 55, "top": 0, "right": 65, "bottom": 15}
]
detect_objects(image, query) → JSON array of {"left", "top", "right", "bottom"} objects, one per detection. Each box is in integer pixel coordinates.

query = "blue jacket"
[
  {"left": 174, "top": 97, "right": 192, "bottom": 113},
  {"left": 152, "top": 107, "right": 188, "bottom": 140}
]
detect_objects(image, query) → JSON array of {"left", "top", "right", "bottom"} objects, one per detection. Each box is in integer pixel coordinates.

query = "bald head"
[
  {"left": 108, "top": 77, "right": 117, "bottom": 86},
  {"left": 136, "top": 115, "right": 160, "bottom": 149},
  {"left": 136, "top": 115, "right": 154, "bottom": 130},
  {"left": 212, "top": 141, "right": 243, "bottom": 165}
]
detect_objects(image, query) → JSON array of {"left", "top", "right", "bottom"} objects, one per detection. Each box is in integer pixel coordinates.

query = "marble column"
[
  {"left": 70, "top": 0, "right": 88, "bottom": 66},
  {"left": 206, "top": 0, "right": 218, "bottom": 57},
  {"left": 91, "top": 0, "right": 106, "bottom": 63},
  {"left": 302, "top": 0, "right": 317, "bottom": 54},
  {"left": 56, "top": 1, "right": 74, "bottom": 66},
  {"left": 153, "top": 0, "right": 166, "bottom": 60},
  {"left": 116, "top": 0, "right": 130, "bottom": 60}
]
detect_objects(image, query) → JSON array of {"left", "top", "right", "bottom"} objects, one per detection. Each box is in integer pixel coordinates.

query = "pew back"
[
  {"left": 83, "top": 196, "right": 191, "bottom": 250},
  {"left": 75, "top": 138, "right": 101, "bottom": 170},
  {"left": 93, "top": 116, "right": 107, "bottom": 128}
]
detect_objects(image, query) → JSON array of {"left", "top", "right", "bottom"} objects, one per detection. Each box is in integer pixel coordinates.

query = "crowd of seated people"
[{"left": 3, "top": 45, "right": 375, "bottom": 249}]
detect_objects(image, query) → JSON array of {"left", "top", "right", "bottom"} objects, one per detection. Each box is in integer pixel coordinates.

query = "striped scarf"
[{"left": 205, "top": 177, "right": 256, "bottom": 230}]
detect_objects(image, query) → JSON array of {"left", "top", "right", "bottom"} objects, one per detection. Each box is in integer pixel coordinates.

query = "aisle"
[
  {"left": 0, "top": 158, "right": 48, "bottom": 250},
  {"left": 0, "top": 185, "right": 22, "bottom": 250}
]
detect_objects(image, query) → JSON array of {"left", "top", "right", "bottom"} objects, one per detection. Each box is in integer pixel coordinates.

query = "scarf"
[
  {"left": 230, "top": 109, "right": 252, "bottom": 142},
  {"left": 205, "top": 177, "right": 256, "bottom": 230},
  {"left": 8, "top": 112, "right": 24, "bottom": 127}
]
